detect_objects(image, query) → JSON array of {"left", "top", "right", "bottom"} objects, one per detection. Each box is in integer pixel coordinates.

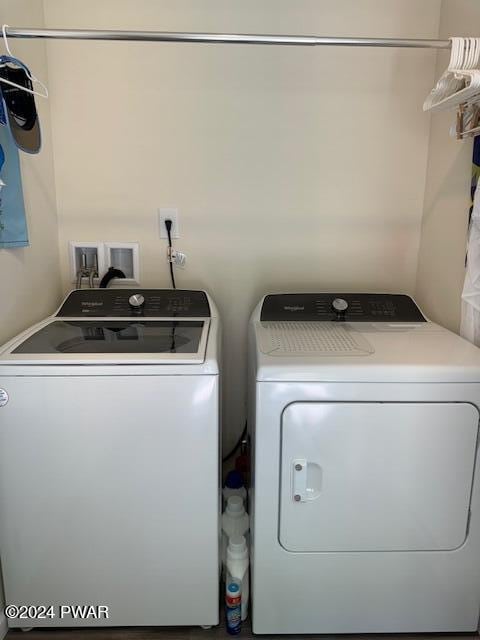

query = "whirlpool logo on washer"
[
  {"left": 0, "top": 389, "right": 9, "bottom": 407},
  {"left": 283, "top": 305, "right": 305, "bottom": 312}
]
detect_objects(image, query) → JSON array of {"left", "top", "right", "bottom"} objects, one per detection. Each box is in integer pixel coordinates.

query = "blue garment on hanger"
[
  {"left": 0, "top": 120, "right": 28, "bottom": 248},
  {"left": 0, "top": 55, "right": 38, "bottom": 247},
  {"left": 0, "top": 55, "right": 41, "bottom": 154}
]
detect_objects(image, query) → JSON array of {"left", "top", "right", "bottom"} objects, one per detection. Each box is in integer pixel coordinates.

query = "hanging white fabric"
[{"left": 461, "top": 183, "right": 480, "bottom": 345}]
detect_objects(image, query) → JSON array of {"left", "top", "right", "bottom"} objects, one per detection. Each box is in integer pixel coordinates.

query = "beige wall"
[
  {"left": 0, "top": 1, "right": 61, "bottom": 347},
  {"left": 415, "top": 0, "right": 480, "bottom": 332},
  {"left": 0, "top": 3, "right": 60, "bottom": 636},
  {"left": 43, "top": 0, "right": 441, "bottom": 449}
]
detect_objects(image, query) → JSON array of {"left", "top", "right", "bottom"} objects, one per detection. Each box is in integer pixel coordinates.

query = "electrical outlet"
[{"left": 159, "top": 208, "right": 180, "bottom": 239}]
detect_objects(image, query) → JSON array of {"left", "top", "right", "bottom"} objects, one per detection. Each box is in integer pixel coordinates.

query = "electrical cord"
[
  {"left": 222, "top": 421, "right": 247, "bottom": 463},
  {"left": 164, "top": 219, "right": 176, "bottom": 289}
]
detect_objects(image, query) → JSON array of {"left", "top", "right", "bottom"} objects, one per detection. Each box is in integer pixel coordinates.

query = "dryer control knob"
[
  {"left": 129, "top": 293, "right": 145, "bottom": 309},
  {"left": 332, "top": 298, "right": 348, "bottom": 320}
]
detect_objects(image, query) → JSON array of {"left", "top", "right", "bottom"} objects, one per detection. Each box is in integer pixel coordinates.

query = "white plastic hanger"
[
  {"left": 436, "top": 69, "right": 480, "bottom": 112},
  {"left": 424, "top": 37, "right": 480, "bottom": 112},
  {"left": 0, "top": 24, "right": 48, "bottom": 99},
  {"left": 423, "top": 37, "right": 464, "bottom": 109},
  {"left": 432, "top": 60, "right": 480, "bottom": 113}
]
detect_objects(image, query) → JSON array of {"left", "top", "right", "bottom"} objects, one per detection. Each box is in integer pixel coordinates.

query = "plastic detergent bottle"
[
  {"left": 222, "top": 496, "right": 249, "bottom": 565},
  {"left": 223, "top": 470, "right": 247, "bottom": 507},
  {"left": 225, "top": 577, "right": 242, "bottom": 635},
  {"left": 226, "top": 535, "right": 249, "bottom": 621}
]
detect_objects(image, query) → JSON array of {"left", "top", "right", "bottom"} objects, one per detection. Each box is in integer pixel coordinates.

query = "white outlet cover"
[
  {"left": 104, "top": 242, "right": 140, "bottom": 284},
  {"left": 159, "top": 208, "right": 180, "bottom": 239}
]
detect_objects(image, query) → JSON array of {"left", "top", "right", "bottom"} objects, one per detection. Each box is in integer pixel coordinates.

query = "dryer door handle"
[
  {"left": 292, "top": 459, "right": 322, "bottom": 503},
  {"left": 292, "top": 459, "right": 308, "bottom": 502}
]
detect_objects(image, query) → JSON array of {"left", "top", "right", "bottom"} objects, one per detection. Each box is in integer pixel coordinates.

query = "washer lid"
[{"left": 0, "top": 318, "right": 210, "bottom": 364}]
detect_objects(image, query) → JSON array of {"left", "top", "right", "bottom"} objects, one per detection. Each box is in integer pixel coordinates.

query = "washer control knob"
[
  {"left": 332, "top": 298, "right": 348, "bottom": 320},
  {"left": 129, "top": 293, "right": 145, "bottom": 309}
]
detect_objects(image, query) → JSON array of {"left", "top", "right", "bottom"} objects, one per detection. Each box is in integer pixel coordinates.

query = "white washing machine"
[
  {"left": 249, "top": 292, "right": 480, "bottom": 635},
  {"left": 0, "top": 288, "right": 221, "bottom": 630}
]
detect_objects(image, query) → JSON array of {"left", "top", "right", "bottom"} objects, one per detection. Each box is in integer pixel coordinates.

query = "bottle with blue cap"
[
  {"left": 225, "top": 577, "right": 242, "bottom": 635},
  {"left": 223, "top": 470, "right": 247, "bottom": 508}
]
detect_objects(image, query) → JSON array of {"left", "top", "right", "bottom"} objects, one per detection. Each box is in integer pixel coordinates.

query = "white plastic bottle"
[
  {"left": 222, "top": 496, "right": 249, "bottom": 565},
  {"left": 226, "top": 535, "right": 249, "bottom": 622}
]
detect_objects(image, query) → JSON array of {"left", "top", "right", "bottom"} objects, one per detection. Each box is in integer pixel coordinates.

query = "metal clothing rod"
[{"left": 5, "top": 27, "right": 452, "bottom": 49}]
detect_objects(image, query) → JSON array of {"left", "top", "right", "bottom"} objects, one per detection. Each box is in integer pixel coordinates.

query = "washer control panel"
[
  {"left": 57, "top": 289, "right": 211, "bottom": 317},
  {"left": 260, "top": 293, "right": 426, "bottom": 322}
]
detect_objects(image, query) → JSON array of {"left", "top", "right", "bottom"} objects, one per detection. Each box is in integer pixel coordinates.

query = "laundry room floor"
[{"left": 4, "top": 626, "right": 478, "bottom": 639}]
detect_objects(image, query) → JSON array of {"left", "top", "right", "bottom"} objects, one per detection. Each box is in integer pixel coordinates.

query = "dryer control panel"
[
  {"left": 260, "top": 293, "right": 426, "bottom": 322},
  {"left": 57, "top": 289, "right": 211, "bottom": 317}
]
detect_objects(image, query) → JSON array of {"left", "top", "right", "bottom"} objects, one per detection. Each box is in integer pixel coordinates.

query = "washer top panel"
[
  {"left": 57, "top": 289, "right": 211, "bottom": 318},
  {"left": 260, "top": 293, "right": 425, "bottom": 323},
  {"left": 0, "top": 290, "right": 219, "bottom": 370}
]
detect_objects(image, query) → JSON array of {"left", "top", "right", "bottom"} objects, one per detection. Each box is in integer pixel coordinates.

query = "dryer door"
[{"left": 280, "top": 402, "right": 478, "bottom": 552}]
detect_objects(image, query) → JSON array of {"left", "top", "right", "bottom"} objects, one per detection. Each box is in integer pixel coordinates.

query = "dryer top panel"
[
  {"left": 260, "top": 293, "right": 425, "bottom": 323},
  {"left": 251, "top": 293, "right": 480, "bottom": 382}
]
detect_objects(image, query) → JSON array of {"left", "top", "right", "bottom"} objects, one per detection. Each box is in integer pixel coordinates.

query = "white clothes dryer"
[
  {"left": 249, "top": 292, "right": 480, "bottom": 634},
  {"left": 0, "top": 288, "right": 221, "bottom": 630}
]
